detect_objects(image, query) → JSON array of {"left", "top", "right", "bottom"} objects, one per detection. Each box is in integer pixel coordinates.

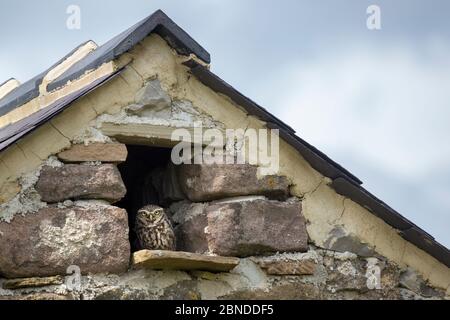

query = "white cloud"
[
  {"left": 267, "top": 39, "right": 450, "bottom": 246},
  {"left": 275, "top": 40, "right": 450, "bottom": 182}
]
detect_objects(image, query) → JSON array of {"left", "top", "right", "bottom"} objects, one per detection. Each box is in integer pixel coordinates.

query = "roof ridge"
[
  {"left": 48, "top": 9, "right": 210, "bottom": 92},
  {"left": 0, "top": 10, "right": 211, "bottom": 118}
]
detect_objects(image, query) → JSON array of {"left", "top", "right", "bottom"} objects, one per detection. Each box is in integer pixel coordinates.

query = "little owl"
[{"left": 135, "top": 205, "right": 176, "bottom": 251}]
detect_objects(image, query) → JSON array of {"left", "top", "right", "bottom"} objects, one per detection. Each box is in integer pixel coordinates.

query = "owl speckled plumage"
[{"left": 135, "top": 205, "right": 176, "bottom": 251}]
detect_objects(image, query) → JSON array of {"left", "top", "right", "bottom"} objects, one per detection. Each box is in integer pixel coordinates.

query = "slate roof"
[
  {"left": 0, "top": 41, "right": 95, "bottom": 118},
  {"left": 0, "top": 10, "right": 448, "bottom": 267}
]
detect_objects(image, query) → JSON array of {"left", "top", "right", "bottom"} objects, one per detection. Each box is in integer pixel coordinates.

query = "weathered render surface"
[{"left": 0, "top": 13, "right": 449, "bottom": 300}]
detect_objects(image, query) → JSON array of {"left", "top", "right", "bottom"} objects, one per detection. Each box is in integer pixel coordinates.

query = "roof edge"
[
  {"left": 332, "top": 177, "right": 450, "bottom": 267},
  {"left": 185, "top": 61, "right": 450, "bottom": 268},
  {"left": 0, "top": 40, "right": 98, "bottom": 118},
  {"left": 0, "top": 69, "right": 124, "bottom": 152},
  {"left": 0, "top": 10, "right": 210, "bottom": 117},
  {"left": 48, "top": 10, "right": 210, "bottom": 92},
  {"left": 185, "top": 60, "right": 363, "bottom": 185}
]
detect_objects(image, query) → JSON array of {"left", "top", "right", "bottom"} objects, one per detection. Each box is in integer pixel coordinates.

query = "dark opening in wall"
[{"left": 116, "top": 145, "right": 183, "bottom": 252}]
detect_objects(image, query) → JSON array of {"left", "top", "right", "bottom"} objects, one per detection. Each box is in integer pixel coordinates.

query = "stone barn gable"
[{"left": 0, "top": 10, "right": 448, "bottom": 300}]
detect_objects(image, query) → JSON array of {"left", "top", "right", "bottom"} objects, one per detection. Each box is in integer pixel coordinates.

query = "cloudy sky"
[{"left": 1, "top": 1, "right": 449, "bottom": 247}]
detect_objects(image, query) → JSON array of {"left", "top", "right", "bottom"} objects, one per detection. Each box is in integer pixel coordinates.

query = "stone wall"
[
  {"left": 0, "top": 247, "right": 445, "bottom": 300},
  {"left": 0, "top": 147, "right": 131, "bottom": 279},
  {"left": 0, "top": 139, "right": 447, "bottom": 299},
  {"left": 0, "top": 38, "right": 448, "bottom": 299}
]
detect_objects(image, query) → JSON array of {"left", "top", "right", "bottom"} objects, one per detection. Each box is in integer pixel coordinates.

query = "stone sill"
[{"left": 131, "top": 250, "right": 240, "bottom": 273}]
